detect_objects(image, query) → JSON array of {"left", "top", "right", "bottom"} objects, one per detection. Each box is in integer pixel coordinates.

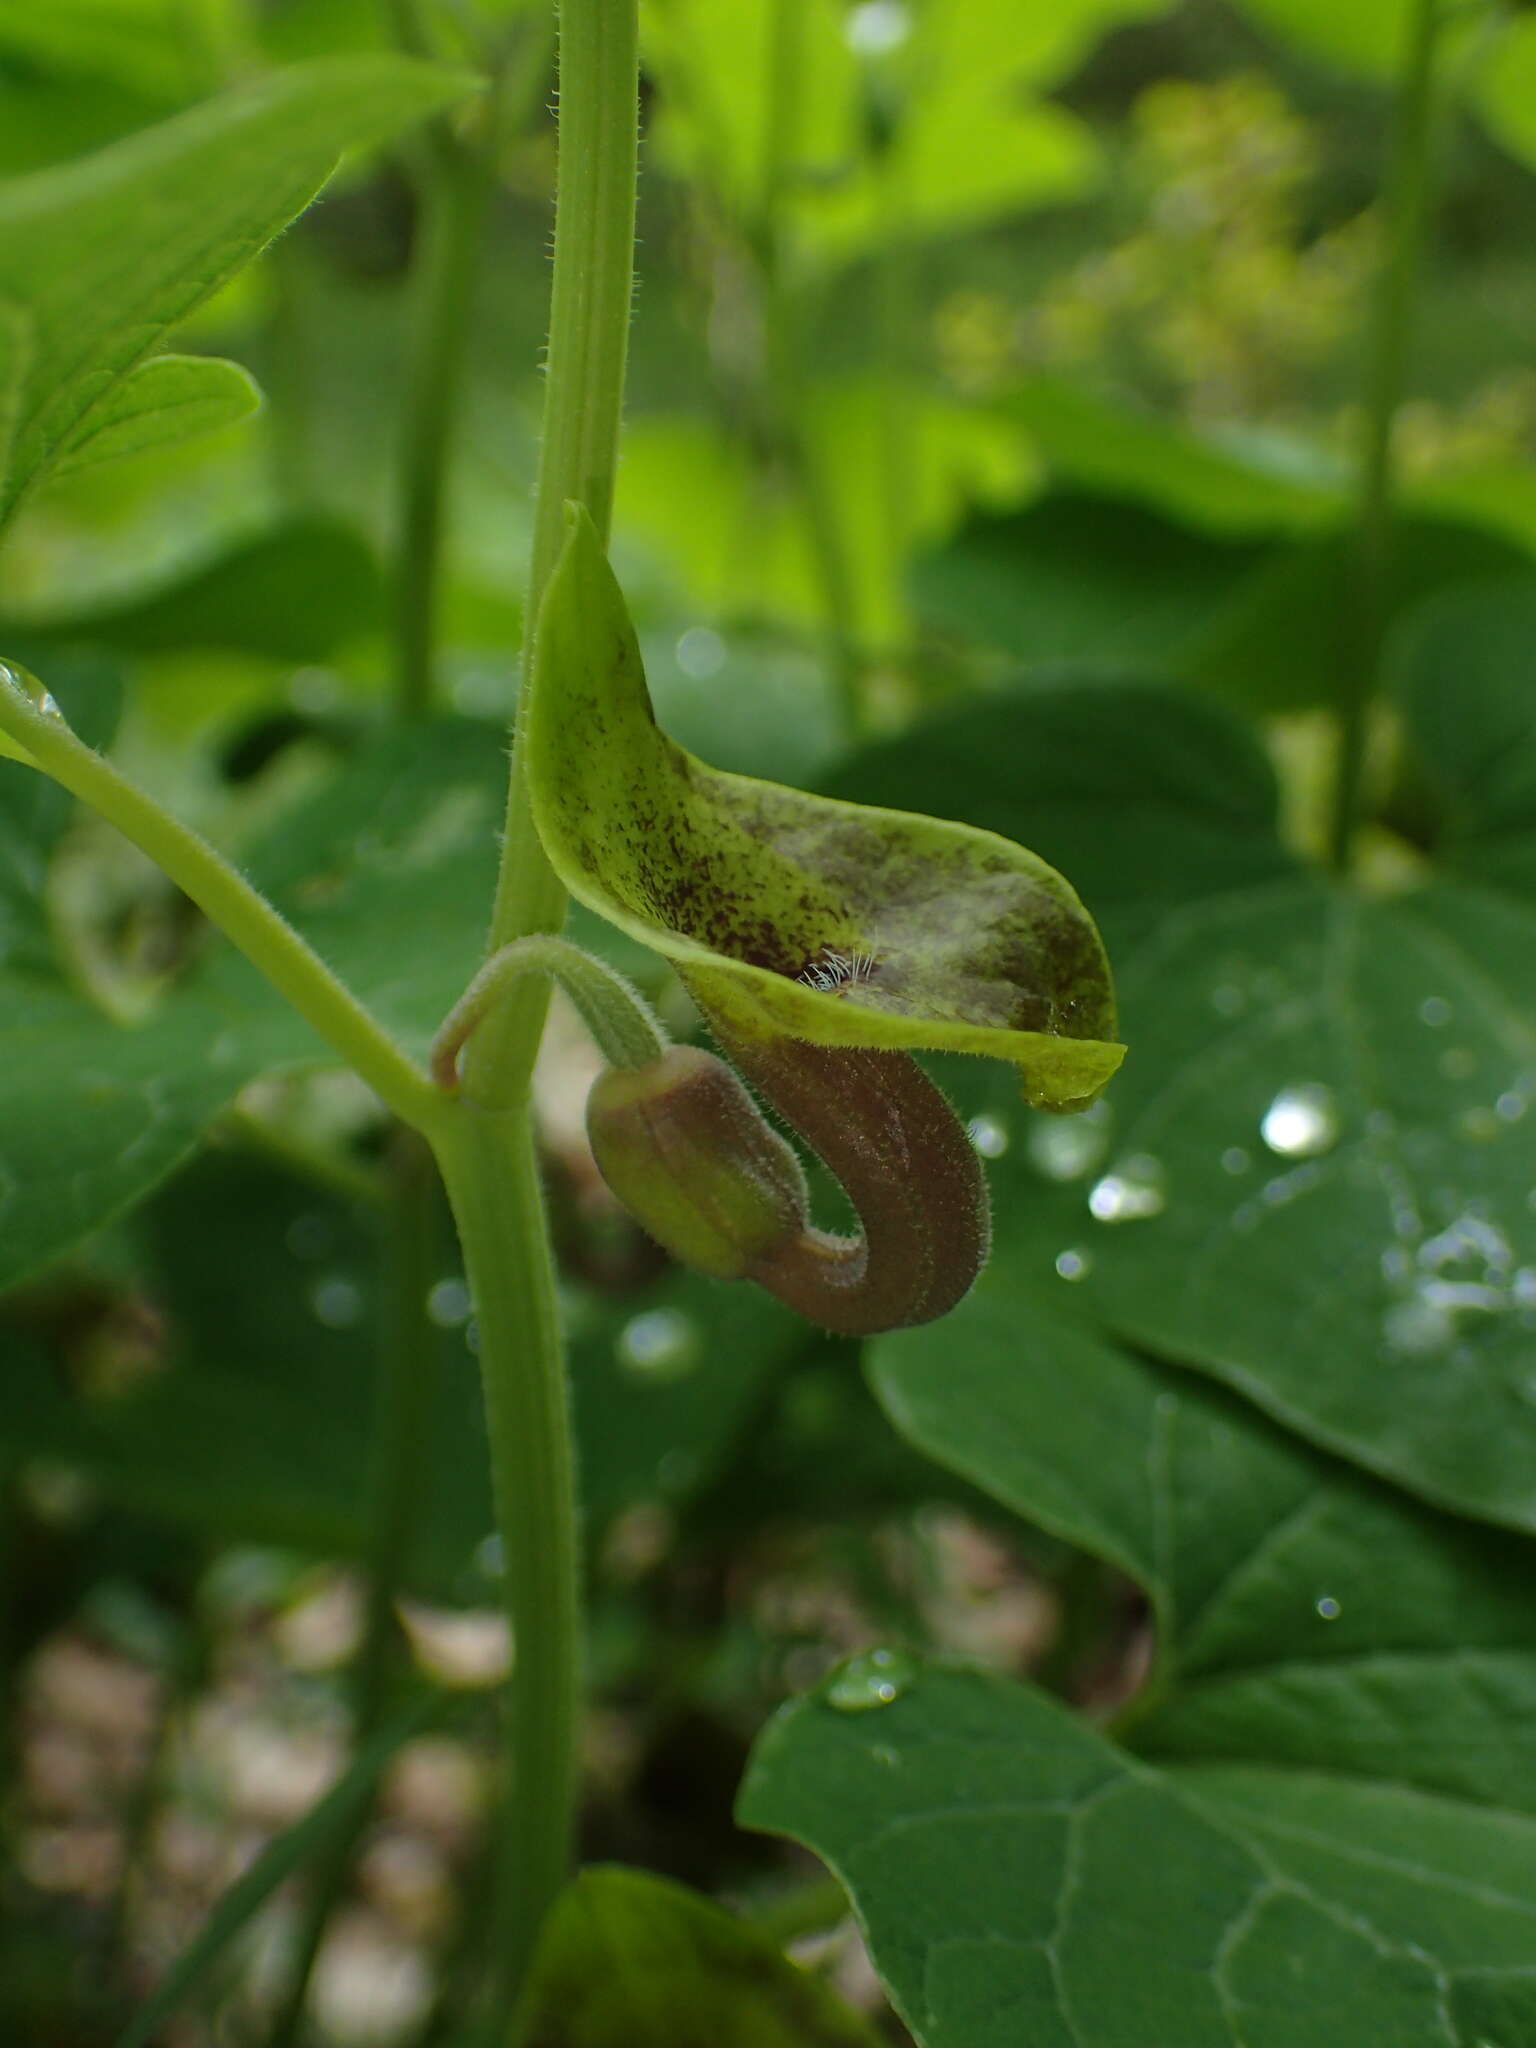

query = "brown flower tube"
[{"left": 707, "top": 1023, "right": 990, "bottom": 1337}]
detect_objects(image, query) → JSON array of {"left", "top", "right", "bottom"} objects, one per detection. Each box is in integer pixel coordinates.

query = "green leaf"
[
  {"left": 827, "top": 676, "right": 1536, "bottom": 1533},
  {"left": 527, "top": 509, "right": 1122, "bottom": 1110},
  {"left": 740, "top": 1662, "right": 1536, "bottom": 2048},
  {"left": 872, "top": 1280, "right": 1536, "bottom": 1815},
  {"left": 46, "top": 353, "right": 258, "bottom": 480},
  {"left": 0, "top": 53, "right": 480, "bottom": 527},
  {"left": 0, "top": 516, "right": 383, "bottom": 660},
  {"left": 515, "top": 1866, "right": 882, "bottom": 2047},
  {"left": 0, "top": 0, "right": 215, "bottom": 102}
]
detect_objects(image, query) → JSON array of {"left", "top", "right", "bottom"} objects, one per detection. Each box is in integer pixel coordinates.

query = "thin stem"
[
  {"left": 268, "top": 1131, "right": 443, "bottom": 2048},
  {"left": 755, "top": 0, "right": 866, "bottom": 737},
  {"left": 432, "top": 934, "right": 667, "bottom": 1095},
  {"left": 0, "top": 672, "right": 444, "bottom": 1134},
  {"left": 1328, "top": 0, "right": 1445, "bottom": 873},
  {"left": 393, "top": 122, "right": 499, "bottom": 717},
  {"left": 435, "top": 1106, "right": 579, "bottom": 2011}
]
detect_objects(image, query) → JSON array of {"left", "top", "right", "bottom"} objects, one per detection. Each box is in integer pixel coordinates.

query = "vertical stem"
[
  {"left": 1328, "top": 0, "right": 1444, "bottom": 873},
  {"left": 756, "top": 0, "right": 866, "bottom": 737},
  {"left": 268, "top": 1134, "right": 443, "bottom": 2048},
  {"left": 393, "top": 125, "right": 499, "bottom": 717},
  {"left": 425, "top": 0, "right": 640, "bottom": 2015},
  {"left": 435, "top": 1109, "right": 579, "bottom": 2010}
]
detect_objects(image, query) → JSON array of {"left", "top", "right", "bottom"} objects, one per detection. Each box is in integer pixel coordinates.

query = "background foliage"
[{"left": 6, "top": 0, "right": 1536, "bottom": 2042}]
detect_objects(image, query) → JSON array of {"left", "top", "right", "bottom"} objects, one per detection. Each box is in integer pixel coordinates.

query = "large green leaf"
[
  {"left": 515, "top": 1866, "right": 882, "bottom": 2047},
  {"left": 873, "top": 1280, "right": 1536, "bottom": 1815},
  {"left": 526, "top": 509, "right": 1122, "bottom": 1109},
  {"left": 0, "top": 53, "right": 478, "bottom": 526},
  {"left": 740, "top": 1661, "right": 1536, "bottom": 2048},
  {"left": 826, "top": 669, "right": 1536, "bottom": 1533}
]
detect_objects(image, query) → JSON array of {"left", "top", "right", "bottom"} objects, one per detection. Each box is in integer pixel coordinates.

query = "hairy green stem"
[
  {"left": 435, "top": 1108, "right": 580, "bottom": 2010},
  {"left": 430, "top": 0, "right": 640, "bottom": 2014},
  {"left": 0, "top": 670, "right": 444, "bottom": 1135},
  {"left": 1328, "top": 0, "right": 1445, "bottom": 873},
  {"left": 433, "top": 935, "right": 667, "bottom": 1095}
]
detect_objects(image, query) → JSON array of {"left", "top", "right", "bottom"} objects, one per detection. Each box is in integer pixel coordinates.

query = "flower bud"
[{"left": 587, "top": 1046, "right": 809, "bottom": 1279}]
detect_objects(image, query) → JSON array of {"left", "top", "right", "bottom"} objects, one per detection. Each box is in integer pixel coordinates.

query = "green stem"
[
  {"left": 426, "top": 0, "right": 640, "bottom": 2011},
  {"left": 432, "top": 935, "right": 667, "bottom": 1095},
  {"left": 268, "top": 1130, "right": 443, "bottom": 2048},
  {"left": 0, "top": 670, "right": 444, "bottom": 1135},
  {"left": 435, "top": 1106, "right": 580, "bottom": 2011},
  {"left": 757, "top": 0, "right": 865, "bottom": 737},
  {"left": 393, "top": 120, "right": 499, "bottom": 718},
  {"left": 1328, "top": 0, "right": 1445, "bottom": 874}
]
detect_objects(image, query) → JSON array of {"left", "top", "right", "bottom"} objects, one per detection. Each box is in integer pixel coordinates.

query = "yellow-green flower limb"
[
  {"left": 0, "top": 662, "right": 443, "bottom": 1134},
  {"left": 434, "top": 933, "right": 668, "bottom": 1101}
]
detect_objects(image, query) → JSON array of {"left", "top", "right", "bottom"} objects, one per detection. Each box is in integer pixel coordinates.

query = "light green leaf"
[
  {"left": 515, "top": 1866, "right": 882, "bottom": 2047},
  {"left": 799, "top": 97, "right": 1100, "bottom": 267},
  {"left": 527, "top": 509, "right": 1122, "bottom": 1108},
  {"left": 1226, "top": 0, "right": 1414, "bottom": 76},
  {"left": 827, "top": 674, "right": 1536, "bottom": 1533},
  {"left": 0, "top": 53, "right": 479, "bottom": 527},
  {"left": 741, "top": 1663, "right": 1536, "bottom": 2048},
  {"left": 0, "top": 0, "right": 211, "bottom": 102},
  {"left": 47, "top": 352, "right": 258, "bottom": 479}
]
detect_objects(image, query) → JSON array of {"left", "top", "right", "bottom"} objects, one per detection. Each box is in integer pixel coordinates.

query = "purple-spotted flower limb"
[{"left": 470, "top": 507, "right": 1125, "bottom": 1336}]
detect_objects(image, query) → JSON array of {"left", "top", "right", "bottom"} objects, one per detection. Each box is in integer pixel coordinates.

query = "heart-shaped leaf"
[{"left": 525, "top": 509, "right": 1122, "bottom": 1110}]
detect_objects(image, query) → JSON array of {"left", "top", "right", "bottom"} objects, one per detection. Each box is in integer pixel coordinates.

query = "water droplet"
[
  {"left": 825, "top": 1646, "right": 918, "bottom": 1712},
  {"left": 1514, "top": 1269, "right": 1536, "bottom": 1309},
  {"left": 675, "top": 625, "right": 726, "bottom": 679},
  {"left": 476, "top": 1534, "right": 504, "bottom": 1578},
  {"left": 426, "top": 1277, "right": 472, "bottom": 1328},
  {"left": 1220, "top": 1147, "right": 1250, "bottom": 1175},
  {"left": 967, "top": 1113, "right": 1010, "bottom": 1159},
  {"left": 845, "top": 0, "right": 910, "bottom": 56},
  {"left": 1459, "top": 1107, "right": 1500, "bottom": 1143},
  {"left": 1440, "top": 1046, "right": 1478, "bottom": 1082},
  {"left": 617, "top": 1308, "right": 701, "bottom": 1381},
  {"left": 1260, "top": 1083, "right": 1339, "bottom": 1159},
  {"left": 1496, "top": 1091, "right": 1528, "bottom": 1124},
  {"left": 1315, "top": 1595, "right": 1341, "bottom": 1621},
  {"left": 311, "top": 1275, "right": 364, "bottom": 1329},
  {"left": 1027, "top": 1108, "right": 1108, "bottom": 1181},
  {"left": 1054, "top": 1248, "right": 1090, "bottom": 1282},
  {"left": 1419, "top": 996, "right": 1452, "bottom": 1028},
  {"left": 1088, "top": 1154, "right": 1165, "bottom": 1223}
]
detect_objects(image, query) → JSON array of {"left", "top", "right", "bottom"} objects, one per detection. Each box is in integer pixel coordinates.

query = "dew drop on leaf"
[
  {"left": 1055, "top": 1248, "right": 1091, "bottom": 1282},
  {"left": 1259, "top": 1083, "right": 1339, "bottom": 1159},
  {"left": 1315, "top": 1595, "right": 1341, "bottom": 1621},
  {"left": 1087, "top": 1154, "right": 1165, "bottom": 1222},
  {"left": 1419, "top": 995, "right": 1452, "bottom": 1027},
  {"left": 617, "top": 1308, "right": 701, "bottom": 1381},
  {"left": 825, "top": 1646, "right": 918, "bottom": 1713},
  {"left": 966, "top": 1113, "right": 1010, "bottom": 1159}
]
